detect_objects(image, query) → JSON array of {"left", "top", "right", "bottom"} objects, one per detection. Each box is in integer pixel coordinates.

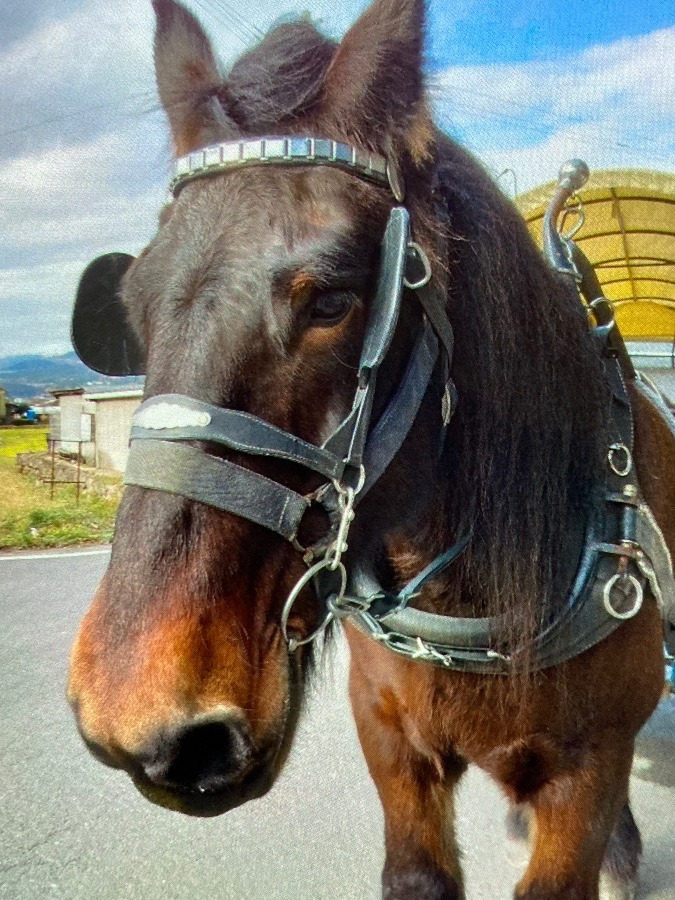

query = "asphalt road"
[{"left": 1, "top": 549, "right": 673, "bottom": 899}]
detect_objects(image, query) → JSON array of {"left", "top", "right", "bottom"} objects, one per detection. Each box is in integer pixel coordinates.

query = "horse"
[{"left": 67, "top": 1, "right": 675, "bottom": 897}]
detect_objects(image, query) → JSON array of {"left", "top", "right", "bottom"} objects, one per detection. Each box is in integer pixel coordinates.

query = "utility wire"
[
  {"left": 0, "top": 91, "right": 156, "bottom": 141},
  {"left": 0, "top": 5, "right": 671, "bottom": 165},
  {"left": 190, "top": 0, "right": 263, "bottom": 48},
  {"left": 0, "top": 81, "right": 671, "bottom": 166},
  {"left": 210, "top": 0, "right": 265, "bottom": 40}
]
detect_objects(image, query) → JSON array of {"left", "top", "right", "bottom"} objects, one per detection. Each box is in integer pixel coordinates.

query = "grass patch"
[
  {"left": 0, "top": 427, "right": 119, "bottom": 550},
  {"left": 0, "top": 425, "right": 49, "bottom": 457}
]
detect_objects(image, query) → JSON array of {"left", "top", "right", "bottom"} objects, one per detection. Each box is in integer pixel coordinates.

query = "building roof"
[
  {"left": 516, "top": 169, "right": 675, "bottom": 341},
  {"left": 84, "top": 389, "right": 144, "bottom": 402},
  {"left": 49, "top": 387, "right": 85, "bottom": 397}
]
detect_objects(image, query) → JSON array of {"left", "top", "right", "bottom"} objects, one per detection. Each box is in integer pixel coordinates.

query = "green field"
[
  {"left": 0, "top": 425, "right": 49, "bottom": 458},
  {"left": 0, "top": 427, "right": 120, "bottom": 550}
]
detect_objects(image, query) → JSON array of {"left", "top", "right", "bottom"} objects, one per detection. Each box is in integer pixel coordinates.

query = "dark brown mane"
[{"left": 413, "top": 134, "right": 610, "bottom": 648}]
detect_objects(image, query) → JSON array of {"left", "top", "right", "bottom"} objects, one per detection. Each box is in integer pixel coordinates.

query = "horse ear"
[
  {"left": 319, "top": 0, "right": 432, "bottom": 160},
  {"left": 152, "top": 0, "right": 236, "bottom": 155}
]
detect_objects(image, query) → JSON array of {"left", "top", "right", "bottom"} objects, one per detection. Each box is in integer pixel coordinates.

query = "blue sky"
[
  {"left": 0, "top": 0, "right": 673, "bottom": 358},
  {"left": 427, "top": 0, "right": 675, "bottom": 66}
]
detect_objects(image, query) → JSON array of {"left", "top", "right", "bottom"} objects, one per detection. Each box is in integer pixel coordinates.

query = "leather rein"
[{"left": 123, "top": 143, "right": 674, "bottom": 673}]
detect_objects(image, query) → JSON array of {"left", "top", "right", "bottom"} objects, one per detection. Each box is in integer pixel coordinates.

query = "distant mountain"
[{"left": 0, "top": 351, "right": 143, "bottom": 402}]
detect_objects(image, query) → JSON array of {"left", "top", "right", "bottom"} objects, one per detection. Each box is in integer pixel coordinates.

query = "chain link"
[
  {"left": 282, "top": 465, "right": 366, "bottom": 651},
  {"left": 355, "top": 611, "right": 510, "bottom": 669}
]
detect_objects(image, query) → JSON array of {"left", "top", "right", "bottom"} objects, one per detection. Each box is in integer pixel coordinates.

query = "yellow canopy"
[{"left": 516, "top": 169, "right": 675, "bottom": 341}]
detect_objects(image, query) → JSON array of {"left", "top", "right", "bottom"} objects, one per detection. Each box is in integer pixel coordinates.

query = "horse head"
[{"left": 68, "top": 0, "right": 445, "bottom": 816}]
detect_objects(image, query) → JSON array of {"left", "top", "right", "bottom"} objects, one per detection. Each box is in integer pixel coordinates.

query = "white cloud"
[
  {"left": 431, "top": 26, "right": 675, "bottom": 192},
  {"left": 0, "top": 259, "right": 87, "bottom": 306},
  {"left": 0, "top": 0, "right": 372, "bottom": 358},
  {"left": 0, "top": 0, "right": 371, "bottom": 164},
  {"left": 0, "top": 126, "right": 167, "bottom": 257},
  {"left": 1, "top": 1, "right": 674, "bottom": 358},
  {"left": 0, "top": 121, "right": 167, "bottom": 357},
  {"left": 0, "top": 0, "right": 156, "bottom": 163},
  {"left": 0, "top": 260, "right": 88, "bottom": 357}
]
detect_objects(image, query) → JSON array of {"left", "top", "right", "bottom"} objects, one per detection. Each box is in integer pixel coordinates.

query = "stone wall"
[{"left": 16, "top": 452, "right": 123, "bottom": 501}]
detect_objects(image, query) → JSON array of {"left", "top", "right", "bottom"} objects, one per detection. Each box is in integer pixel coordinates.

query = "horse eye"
[{"left": 308, "top": 292, "right": 354, "bottom": 326}]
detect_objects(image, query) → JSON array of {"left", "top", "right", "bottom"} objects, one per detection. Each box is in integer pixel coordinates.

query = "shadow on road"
[{"left": 634, "top": 695, "right": 675, "bottom": 788}]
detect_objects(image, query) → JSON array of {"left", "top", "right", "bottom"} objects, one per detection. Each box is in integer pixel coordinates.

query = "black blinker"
[{"left": 71, "top": 253, "right": 145, "bottom": 376}]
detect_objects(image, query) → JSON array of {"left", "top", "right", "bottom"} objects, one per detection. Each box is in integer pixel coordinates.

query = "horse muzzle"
[{"left": 75, "top": 707, "right": 279, "bottom": 817}]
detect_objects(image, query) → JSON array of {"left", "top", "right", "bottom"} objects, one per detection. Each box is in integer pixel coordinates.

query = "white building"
[{"left": 49, "top": 388, "right": 143, "bottom": 473}]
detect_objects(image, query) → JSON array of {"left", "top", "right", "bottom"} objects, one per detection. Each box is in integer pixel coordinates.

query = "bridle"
[
  {"left": 123, "top": 136, "right": 466, "bottom": 651},
  {"left": 74, "top": 142, "right": 674, "bottom": 673}
]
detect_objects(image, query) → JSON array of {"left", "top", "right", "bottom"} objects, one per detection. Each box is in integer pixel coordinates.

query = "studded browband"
[{"left": 170, "top": 137, "right": 405, "bottom": 202}]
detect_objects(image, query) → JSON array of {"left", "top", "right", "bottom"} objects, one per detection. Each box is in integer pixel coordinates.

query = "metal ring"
[
  {"left": 336, "top": 463, "right": 366, "bottom": 497},
  {"left": 280, "top": 558, "right": 346, "bottom": 651},
  {"left": 560, "top": 195, "right": 585, "bottom": 240},
  {"left": 607, "top": 442, "right": 632, "bottom": 477},
  {"left": 589, "top": 297, "right": 616, "bottom": 331},
  {"left": 404, "top": 242, "right": 432, "bottom": 290},
  {"left": 602, "top": 573, "right": 643, "bottom": 620},
  {"left": 326, "top": 592, "right": 372, "bottom": 618}
]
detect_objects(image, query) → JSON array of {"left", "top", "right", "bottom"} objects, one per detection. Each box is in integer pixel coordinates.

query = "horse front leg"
[
  {"left": 347, "top": 641, "right": 466, "bottom": 900},
  {"left": 515, "top": 735, "right": 635, "bottom": 900},
  {"left": 507, "top": 799, "right": 641, "bottom": 900}
]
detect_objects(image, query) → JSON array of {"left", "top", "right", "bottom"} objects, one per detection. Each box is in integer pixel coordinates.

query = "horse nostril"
[{"left": 142, "top": 717, "right": 252, "bottom": 795}]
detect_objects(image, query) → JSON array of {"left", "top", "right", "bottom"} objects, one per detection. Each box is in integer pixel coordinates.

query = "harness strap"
[
  {"left": 359, "top": 207, "right": 409, "bottom": 371},
  {"left": 415, "top": 281, "right": 455, "bottom": 367},
  {"left": 360, "top": 321, "right": 439, "bottom": 497},
  {"left": 322, "top": 206, "right": 411, "bottom": 474},
  {"left": 344, "top": 319, "right": 645, "bottom": 672},
  {"left": 381, "top": 605, "right": 497, "bottom": 650},
  {"left": 568, "top": 241, "right": 636, "bottom": 378},
  {"left": 130, "top": 394, "right": 345, "bottom": 481},
  {"left": 170, "top": 137, "right": 393, "bottom": 199},
  {"left": 123, "top": 302, "right": 446, "bottom": 555},
  {"left": 124, "top": 440, "right": 310, "bottom": 541},
  {"left": 360, "top": 531, "right": 475, "bottom": 622}
]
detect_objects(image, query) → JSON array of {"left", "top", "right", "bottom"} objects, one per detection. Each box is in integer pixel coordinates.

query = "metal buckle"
[
  {"left": 326, "top": 466, "right": 364, "bottom": 568},
  {"left": 404, "top": 242, "right": 432, "bottom": 290},
  {"left": 326, "top": 593, "right": 374, "bottom": 617},
  {"left": 282, "top": 464, "right": 365, "bottom": 651}
]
